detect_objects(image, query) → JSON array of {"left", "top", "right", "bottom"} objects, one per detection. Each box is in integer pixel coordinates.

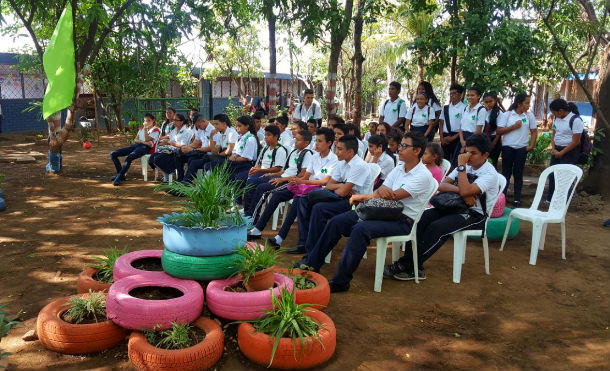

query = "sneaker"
[
  {"left": 247, "top": 232, "right": 262, "bottom": 241},
  {"left": 266, "top": 237, "right": 281, "bottom": 249},
  {"left": 328, "top": 280, "right": 350, "bottom": 293},
  {"left": 383, "top": 261, "right": 406, "bottom": 278},
  {"left": 393, "top": 269, "right": 426, "bottom": 281},
  {"left": 112, "top": 179, "right": 120, "bottom": 186}
]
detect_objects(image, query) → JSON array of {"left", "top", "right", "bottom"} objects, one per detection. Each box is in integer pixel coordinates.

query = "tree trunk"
[
  {"left": 450, "top": 0, "right": 459, "bottom": 84},
  {"left": 325, "top": 0, "right": 354, "bottom": 118},
  {"left": 92, "top": 84, "right": 101, "bottom": 143},
  {"left": 352, "top": 0, "right": 364, "bottom": 127},
  {"left": 267, "top": 7, "right": 278, "bottom": 118},
  {"left": 96, "top": 91, "right": 112, "bottom": 134},
  {"left": 417, "top": 55, "right": 425, "bottom": 82},
  {"left": 543, "top": 85, "right": 549, "bottom": 129},
  {"left": 113, "top": 102, "right": 124, "bottom": 131}
]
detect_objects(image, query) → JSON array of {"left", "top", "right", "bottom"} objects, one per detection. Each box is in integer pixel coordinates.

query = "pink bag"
[
  {"left": 491, "top": 193, "right": 506, "bottom": 218},
  {"left": 286, "top": 184, "right": 321, "bottom": 198}
]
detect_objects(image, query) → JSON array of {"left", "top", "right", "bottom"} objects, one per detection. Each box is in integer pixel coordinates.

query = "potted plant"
[
  {"left": 156, "top": 162, "right": 252, "bottom": 257},
  {"left": 37, "top": 291, "right": 126, "bottom": 354},
  {"left": 77, "top": 247, "right": 128, "bottom": 293},
  {"left": 128, "top": 319, "right": 223, "bottom": 371},
  {"left": 236, "top": 288, "right": 336, "bottom": 369},
  {"left": 1, "top": 304, "right": 21, "bottom": 369},
  {"left": 235, "top": 242, "right": 280, "bottom": 292},
  {"left": 274, "top": 265, "right": 330, "bottom": 309},
  {"left": 525, "top": 133, "right": 552, "bottom": 177}
]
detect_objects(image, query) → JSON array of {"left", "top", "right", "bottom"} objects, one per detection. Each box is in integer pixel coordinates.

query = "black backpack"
[
  {"left": 257, "top": 144, "right": 287, "bottom": 167},
  {"left": 568, "top": 115, "right": 592, "bottom": 165},
  {"left": 300, "top": 103, "right": 322, "bottom": 127},
  {"left": 285, "top": 149, "right": 313, "bottom": 173}
]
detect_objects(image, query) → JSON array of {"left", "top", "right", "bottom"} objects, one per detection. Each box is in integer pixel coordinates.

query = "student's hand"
[
  {"left": 512, "top": 120, "right": 522, "bottom": 130},
  {"left": 269, "top": 177, "right": 284, "bottom": 186},
  {"left": 463, "top": 195, "right": 477, "bottom": 207},
  {"left": 526, "top": 145, "right": 534, "bottom": 152},
  {"left": 248, "top": 167, "right": 260, "bottom": 176},
  {"left": 349, "top": 194, "right": 364, "bottom": 206},
  {"left": 440, "top": 136, "right": 448, "bottom": 145},
  {"left": 289, "top": 178, "right": 302, "bottom": 186},
  {"left": 552, "top": 149, "right": 562, "bottom": 158},
  {"left": 210, "top": 128, "right": 219, "bottom": 136},
  {"left": 376, "top": 187, "right": 394, "bottom": 200},
  {"left": 262, "top": 173, "right": 275, "bottom": 178},
  {"left": 460, "top": 139, "right": 466, "bottom": 148},
  {"left": 457, "top": 152, "right": 471, "bottom": 166}
]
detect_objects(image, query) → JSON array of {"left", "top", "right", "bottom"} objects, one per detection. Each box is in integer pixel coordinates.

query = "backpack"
[
  {"left": 443, "top": 105, "right": 452, "bottom": 133},
  {"left": 300, "top": 103, "right": 322, "bottom": 127},
  {"left": 569, "top": 115, "right": 592, "bottom": 165},
  {"left": 285, "top": 149, "right": 313, "bottom": 173},
  {"left": 258, "top": 144, "right": 287, "bottom": 168}
]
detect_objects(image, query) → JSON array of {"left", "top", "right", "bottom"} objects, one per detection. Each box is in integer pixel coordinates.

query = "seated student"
[
  {"left": 423, "top": 142, "right": 444, "bottom": 184},
  {"left": 110, "top": 113, "right": 160, "bottom": 186},
  {"left": 203, "top": 114, "right": 238, "bottom": 171},
  {"left": 276, "top": 115, "right": 294, "bottom": 148},
  {"left": 366, "top": 134, "right": 396, "bottom": 189},
  {"left": 387, "top": 128, "right": 403, "bottom": 162},
  {"left": 385, "top": 134, "right": 499, "bottom": 281},
  {"left": 376, "top": 122, "right": 392, "bottom": 138},
  {"left": 226, "top": 116, "right": 260, "bottom": 184},
  {"left": 406, "top": 92, "right": 435, "bottom": 142},
  {"left": 346, "top": 123, "right": 367, "bottom": 158},
  {"left": 181, "top": 114, "right": 216, "bottom": 184},
  {"left": 266, "top": 127, "right": 338, "bottom": 249},
  {"left": 364, "top": 121, "right": 378, "bottom": 142},
  {"left": 295, "top": 132, "right": 436, "bottom": 292},
  {"left": 246, "top": 130, "right": 314, "bottom": 239},
  {"left": 306, "top": 119, "right": 317, "bottom": 151},
  {"left": 327, "top": 115, "right": 345, "bottom": 129},
  {"left": 159, "top": 107, "right": 176, "bottom": 136},
  {"left": 331, "top": 123, "right": 348, "bottom": 154},
  {"left": 290, "top": 135, "right": 373, "bottom": 255},
  {"left": 242, "top": 125, "right": 288, "bottom": 207},
  {"left": 253, "top": 111, "right": 266, "bottom": 146},
  {"left": 290, "top": 121, "right": 308, "bottom": 149},
  {"left": 149, "top": 113, "right": 194, "bottom": 182}
]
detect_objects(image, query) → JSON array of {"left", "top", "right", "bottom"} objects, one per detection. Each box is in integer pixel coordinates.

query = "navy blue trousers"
[
  {"left": 182, "top": 153, "right": 209, "bottom": 183},
  {"left": 110, "top": 144, "right": 150, "bottom": 178},
  {"left": 254, "top": 188, "right": 293, "bottom": 231},
  {"left": 244, "top": 174, "right": 275, "bottom": 217},
  {"left": 151, "top": 152, "right": 185, "bottom": 181},
  {"left": 501, "top": 146, "right": 528, "bottom": 202},
  {"left": 411, "top": 125, "right": 435, "bottom": 142},
  {"left": 278, "top": 196, "right": 301, "bottom": 240},
  {"left": 298, "top": 196, "right": 351, "bottom": 253}
]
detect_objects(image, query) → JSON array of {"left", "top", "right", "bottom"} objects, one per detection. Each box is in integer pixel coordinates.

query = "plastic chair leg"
[
  {"left": 154, "top": 168, "right": 159, "bottom": 181},
  {"left": 500, "top": 214, "right": 513, "bottom": 251},
  {"left": 529, "top": 221, "right": 543, "bottom": 265},
  {"left": 363, "top": 251, "right": 367, "bottom": 259},
  {"left": 392, "top": 242, "right": 401, "bottom": 262},
  {"left": 141, "top": 157, "right": 148, "bottom": 182},
  {"left": 452, "top": 233, "right": 466, "bottom": 283},
  {"left": 374, "top": 238, "right": 388, "bottom": 292},
  {"left": 168, "top": 173, "right": 173, "bottom": 184},
  {"left": 482, "top": 236, "right": 490, "bottom": 275},
  {"left": 538, "top": 223, "right": 548, "bottom": 251},
  {"left": 272, "top": 206, "right": 280, "bottom": 230},
  {"left": 411, "top": 240, "right": 420, "bottom": 284},
  {"left": 561, "top": 221, "right": 566, "bottom": 260}
]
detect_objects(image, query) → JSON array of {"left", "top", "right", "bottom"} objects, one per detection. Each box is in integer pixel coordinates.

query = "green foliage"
[
  {"left": 89, "top": 247, "right": 129, "bottom": 284},
  {"left": 63, "top": 290, "right": 107, "bottom": 324},
  {"left": 0, "top": 304, "right": 21, "bottom": 363},
  {"left": 235, "top": 242, "right": 280, "bottom": 285},
  {"left": 144, "top": 322, "right": 193, "bottom": 350},
  {"left": 22, "top": 101, "right": 44, "bottom": 121},
  {"left": 223, "top": 98, "right": 244, "bottom": 124},
  {"left": 527, "top": 133, "right": 552, "bottom": 164},
  {"left": 156, "top": 162, "right": 249, "bottom": 228},
  {"left": 286, "top": 265, "right": 316, "bottom": 290}
]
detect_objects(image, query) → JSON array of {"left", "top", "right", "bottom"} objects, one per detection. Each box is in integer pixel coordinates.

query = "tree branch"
[
  {"left": 7, "top": 0, "right": 44, "bottom": 62},
  {"left": 87, "top": 0, "right": 138, "bottom": 65}
]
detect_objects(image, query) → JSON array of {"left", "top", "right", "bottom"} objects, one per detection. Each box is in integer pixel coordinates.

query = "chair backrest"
[
  {"left": 481, "top": 173, "right": 507, "bottom": 231},
  {"left": 410, "top": 177, "right": 440, "bottom": 230},
  {"left": 532, "top": 164, "right": 583, "bottom": 216},
  {"left": 441, "top": 159, "right": 451, "bottom": 178},
  {"left": 366, "top": 163, "right": 382, "bottom": 194}
]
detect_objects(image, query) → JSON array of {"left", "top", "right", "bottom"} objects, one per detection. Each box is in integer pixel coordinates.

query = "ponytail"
[
  {"left": 567, "top": 102, "right": 580, "bottom": 115},
  {"left": 483, "top": 92, "right": 503, "bottom": 133},
  {"left": 237, "top": 115, "right": 259, "bottom": 152}
]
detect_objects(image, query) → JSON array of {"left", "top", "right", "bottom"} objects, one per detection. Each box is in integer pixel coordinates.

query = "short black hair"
[
  {"left": 465, "top": 133, "right": 491, "bottom": 155},
  {"left": 192, "top": 113, "right": 205, "bottom": 123},
  {"left": 316, "top": 127, "right": 335, "bottom": 143},
  {"left": 403, "top": 132, "right": 427, "bottom": 159},
  {"left": 328, "top": 115, "right": 345, "bottom": 126},
  {"left": 297, "top": 130, "right": 312, "bottom": 143},
  {"left": 303, "top": 88, "right": 314, "bottom": 96},
  {"left": 213, "top": 113, "right": 231, "bottom": 126},
  {"left": 346, "top": 123, "right": 361, "bottom": 138},
  {"left": 264, "top": 125, "right": 280, "bottom": 137},
  {"left": 468, "top": 86, "right": 483, "bottom": 96},
  {"left": 368, "top": 134, "right": 388, "bottom": 149},
  {"left": 166, "top": 107, "right": 176, "bottom": 113},
  {"left": 389, "top": 81, "right": 401, "bottom": 92},
  {"left": 449, "top": 84, "right": 464, "bottom": 94},
  {"left": 333, "top": 123, "right": 348, "bottom": 135},
  {"left": 144, "top": 113, "right": 156, "bottom": 121},
  {"left": 307, "top": 118, "right": 317, "bottom": 125},
  {"left": 276, "top": 115, "right": 289, "bottom": 127},
  {"left": 253, "top": 111, "right": 265, "bottom": 120},
  {"left": 268, "top": 117, "right": 276, "bottom": 124},
  {"left": 387, "top": 128, "right": 403, "bottom": 143},
  {"left": 294, "top": 121, "right": 308, "bottom": 131},
  {"left": 338, "top": 134, "right": 359, "bottom": 154}
]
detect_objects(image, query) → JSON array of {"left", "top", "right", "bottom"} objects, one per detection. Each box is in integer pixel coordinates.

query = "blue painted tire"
[
  {"left": 470, "top": 207, "right": 520, "bottom": 240},
  {"left": 0, "top": 189, "right": 4, "bottom": 198},
  {"left": 161, "top": 249, "right": 243, "bottom": 280},
  {"left": 0, "top": 197, "right": 5, "bottom": 212}
]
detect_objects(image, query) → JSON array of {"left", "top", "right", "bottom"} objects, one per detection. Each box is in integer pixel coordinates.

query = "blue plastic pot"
[{"left": 157, "top": 212, "right": 252, "bottom": 256}]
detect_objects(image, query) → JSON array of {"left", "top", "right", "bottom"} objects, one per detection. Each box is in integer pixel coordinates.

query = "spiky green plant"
[
  {"left": 63, "top": 290, "right": 107, "bottom": 324},
  {"left": 144, "top": 322, "right": 193, "bottom": 350},
  {"left": 89, "top": 246, "right": 128, "bottom": 284},
  {"left": 0, "top": 302, "right": 20, "bottom": 366},
  {"left": 156, "top": 162, "right": 250, "bottom": 228},
  {"left": 234, "top": 242, "right": 280, "bottom": 285}
]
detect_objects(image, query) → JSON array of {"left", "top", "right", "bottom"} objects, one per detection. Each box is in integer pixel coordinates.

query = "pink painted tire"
[
  {"left": 113, "top": 249, "right": 164, "bottom": 282},
  {"left": 206, "top": 273, "right": 294, "bottom": 321},
  {"left": 106, "top": 274, "right": 203, "bottom": 330}
]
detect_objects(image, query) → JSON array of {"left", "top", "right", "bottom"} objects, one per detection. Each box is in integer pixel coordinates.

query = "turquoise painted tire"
[
  {"left": 470, "top": 207, "right": 520, "bottom": 240},
  {"left": 161, "top": 249, "right": 243, "bottom": 280}
]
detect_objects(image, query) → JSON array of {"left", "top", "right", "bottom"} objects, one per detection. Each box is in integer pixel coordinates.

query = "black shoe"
[
  {"left": 603, "top": 219, "right": 610, "bottom": 227},
  {"left": 165, "top": 189, "right": 185, "bottom": 197},
  {"left": 266, "top": 237, "right": 281, "bottom": 249},
  {"left": 286, "top": 246, "right": 306, "bottom": 255},
  {"left": 328, "top": 280, "right": 350, "bottom": 293},
  {"left": 247, "top": 233, "right": 262, "bottom": 241},
  {"left": 393, "top": 269, "right": 426, "bottom": 281},
  {"left": 383, "top": 261, "right": 406, "bottom": 278},
  {"left": 110, "top": 175, "right": 126, "bottom": 182}
]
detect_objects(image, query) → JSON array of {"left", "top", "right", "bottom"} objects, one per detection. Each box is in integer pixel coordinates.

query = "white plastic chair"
[
  {"left": 441, "top": 159, "right": 451, "bottom": 178},
  {"left": 272, "top": 199, "right": 292, "bottom": 230},
  {"left": 324, "top": 163, "right": 382, "bottom": 264},
  {"left": 141, "top": 155, "right": 152, "bottom": 181},
  {"left": 451, "top": 173, "right": 506, "bottom": 284},
  {"left": 500, "top": 164, "right": 583, "bottom": 265},
  {"left": 372, "top": 178, "right": 439, "bottom": 292}
]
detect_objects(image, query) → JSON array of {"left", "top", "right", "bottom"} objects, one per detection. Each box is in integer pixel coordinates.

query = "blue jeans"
[
  {"left": 501, "top": 146, "right": 528, "bottom": 202},
  {"left": 110, "top": 143, "right": 150, "bottom": 178},
  {"left": 298, "top": 197, "right": 351, "bottom": 253}
]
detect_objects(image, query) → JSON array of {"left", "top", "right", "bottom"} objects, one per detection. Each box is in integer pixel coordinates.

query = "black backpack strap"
[
  {"left": 382, "top": 99, "right": 389, "bottom": 115},
  {"left": 568, "top": 114, "right": 580, "bottom": 130},
  {"left": 296, "top": 149, "right": 313, "bottom": 173},
  {"left": 272, "top": 144, "right": 288, "bottom": 168},
  {"left": 285, "top": 148, "right": 298, "bottom": 169},
  {"left": 444, "top": 105, "right": 452, "bottom": 133}
]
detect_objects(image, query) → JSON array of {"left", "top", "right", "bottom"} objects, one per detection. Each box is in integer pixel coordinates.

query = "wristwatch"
[{"left": 457, "top": 165, "right": 466, "bottom": 172}]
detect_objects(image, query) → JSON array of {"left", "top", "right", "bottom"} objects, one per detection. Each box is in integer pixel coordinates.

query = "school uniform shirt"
[
  {"left": 427, "top": 100, "right": 442, "bottom": 114},
  {"left": 137, "top": 126, "right": 161, "bottom": 153},
  {"left": 406, "top": 104, "right": 433, "bottom": 127},
  {"left": 257, "top": 128, "right": 266, "bottom": 145},
  {"left": 168, "top": 126, "right": 194, "bottom": 149},
  {"left": 382, "top": 161, "right": 436, "bottom": 219},
  {"left": 233, "top": 133, "right": 258, "bottom": 161},
  {"left": 553, "top": 112, "right": 584, "bottom": 147},
  {"left": 485, "top": 110, "right": 506, "bottom": 136},
  {"left": 357, "top": 138, "right": 367, "bottom": 158},
  {"left": 460, "top": 103, "right": 486, "bottom": 133},
  {"left": 379, "top": 97, "right": 407, "bottom": 124},
  {"left": 212, "top": 126, "right": 238, "bottom": 150},
  {"left": 330, "top": 155, "right": 373, "bottom": 195},
  {"left": 364, "top": 132, "right": 372, "bottom": 142},
  {"left": 256, "top": 144, "right": 288, "bottom": 169},
  {"left": 497, "top": 110, "right": 537, "bottom": 148},
  {"left": 307, "top": 151, "right": 339, "bottom": 181},
  {"left": 282, "top": 149, "right": 313, "bottom": 178},
  {"left": 448, "top": 161, "right": 499, "bottom": 215},
  {"left": 194, "top": 124, "right": 215, "bottom": 154},
  {"left": 279, "top": 130, "right": 294, "bottom": 147},
  {"left": 293, "top": 100, "right": 322, "bottom": 122},
  {"left": 368, "top": 152, "right": 395, "bottom": 180},
  {"left": 440, "top": 101, "right": 466, "bottom": 134},
  {"left": 306, "top": 136, "right": 316, "bottom": 151}
]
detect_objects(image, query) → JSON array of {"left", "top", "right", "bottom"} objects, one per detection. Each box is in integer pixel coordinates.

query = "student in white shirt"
[
  {"left": 364, "top": 121, "right": 377, "bottom": 142},
  {"left": 386, "top": 134, "right": 499, "bottom": 281},
  {"left": 150, "top": 113, "right": 194, "bottom": 182},
  {"left": 276, "top": 115, "right": 294, "bottom": 147},
  {"left": 296, "top": 132, "right": 436, "bottom": 292},
  {"left": 411, "top": 81, "right": 442, "bottom": 140},
  {"left": 202, "top": 113, "right": 239, "bottom": 172},
  {"left": 111, "top": 113, "right": 160, "bottom": 186},
  {"left": 226, "top": 116, "right": 261, "bottom": 184},
  {"left": 293, "top": 89, "right": 323, "bottom": 127},
  {"left": 406, "top": 92, "right": 435, "bottom": 141},
  {"left": 306, "top": 119, "right": 318, "bottom": 151},
  {"left": 253, "top": 111, "right": 266, "bottom": 146},
  {"left": 379, "top": 81, "right": 407, "bottom": 131},
  {"left": 366, "top": 134, "right": 396, "bottom": 189},
  {"left": 482, "top": 92, "right": 505, "bottom": 169},
  {"left": 439, "top": 84, "right": 466, "bottom": 166},
  {"left": 179, "top": 114, "right": 217, "bottom": 184},
  {"left": 293, "top": 135, "right": 373, "bottom": 255},
  {"left": 455, "top": 87, "right": 486, "bottom": 166},
  {"left": 346, "top": 123, "right": 367, "bottom": 158},
  {"left": 546, "top": 99, "right": 584, "bottom": 203},
  {"left": 496, "top": 93, "right": 537, "bottom": 206}
]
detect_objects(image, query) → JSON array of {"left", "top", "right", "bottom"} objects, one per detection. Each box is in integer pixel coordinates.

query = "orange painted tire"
[
  {"left": 237, "top": 309, "right": 336, "bottom": 369},
  {"left": 128, "top": 317, "right": 224, "bottom": 371},
  {"left": 274, "top": 268, "right": 330, "bottom": 310},
  {"left": 77, "top": 267, "right": 112, "bottom": 294},
  {"left": 36, "top": 294, "right": 127, "bottom": 354}
]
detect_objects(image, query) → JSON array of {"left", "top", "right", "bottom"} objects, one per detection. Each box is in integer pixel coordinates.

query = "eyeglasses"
[{"left": 398, "top": 143, "right": 415, "bottom": 150}]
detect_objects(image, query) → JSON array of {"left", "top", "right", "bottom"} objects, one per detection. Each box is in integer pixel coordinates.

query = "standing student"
[
  {"left": 455, "top": 87, "right": 486, "bottom": 165},
  {"left": 411, "top": 81, "right": 442, "bottom": 140},
  {"left": 226, "top": 116, "right": 260, "bottom": 184},
  {"left": 253, "top": 111, "right": 266, "bottom": 146},
  {"left": 439, "top": 84, "right": 466, "bottom": 165},
  {"left": 546, "top": 99, "right": 583, "bottom": 203},
  {"left": 422, "top": 142, "right": 444, "bottom": 184},
  {"left": 149, "top": 113, "right": 194, "bottom": 182},
  {"left": 293, "top": 89, "right": 323, "bottom": 127},
  {"left": 110, "top": 113, "right": 160, "bottom": 186},
  {"left": 497, "top": 93, "right": 537, "bottom": 207},
  {"left": 379, "top": 81, "right": 407, "bottom": 131},
  {"left": 482, "top": 92, "right": 504, "bottom": 169},
  {"left": 366, "top": 134, "right": 396, "bottom": 189},
  {"left": 405, "top": 92, "right": 434, "bottom": 141}
]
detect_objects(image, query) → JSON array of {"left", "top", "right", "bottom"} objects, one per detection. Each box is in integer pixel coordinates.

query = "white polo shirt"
[
  {"left": 383, "top": 161, "right": 436, "bottom": 219},
  {"left": 357, "top": 138, "right": 367, "bottom": 158},
  {"left": 484, "top": 110, "right": 506, "bottom": 136},
  {"left": 169, "top": 126, "right": 194, "bottom": 147},
  {"left": 257, "top": 128, "right": 266, "bottom": 145},
  {"left": 282, "top": 149, "right": 313, "bottom": 178},
  {"left": 279, "top": 130, "right": 294, "bottom": 148},
  {"left": 368, "top": 151, "right": 395, "bottom": 180},
  {"left": 293, "top": 100, "right": 322, "bottom": 122},
  {"left": 460, "top": 103, "right": 486, "bottom": 133},
  {"left": 194, "top": 124, "right": 215, "bottom": 153},
  {"left": 306, "top": 136, "right": 316, "bottom": 151},
  {"left": 256, "top": 144, "right": 288, "bottom": 169},
  {"left": 440, "top": 102, "right": 466, "bottom": 134},
  {"left": 330, "top": 155, "right": 373, "bottom": 195},
  {"left": 448, "top": 161, "right": 499, "bottom": 215},
  {"left": 307, "top": 151, "right": 338, "bottom": 181},
  {"left": 406, "top": 104, "right": 433, "bottom": 127},
  {"left": 553, "top": 112, "right": 583, "bottom": 147},
  {"left": 213, "top": 126, "right": 238, "bottom": 150},
  {"left": 498, "top": 110, "right": 537, "bottom": 148},
  {"left": 137, "top": 126, "right": 161, "bottom": 143},
  {"left": 379, "top": 97, "right": 407, "bottom": 124},
  {"left": 428, "top": 100, "right": 442, "bottom": 114},
  {"left": 233, "top": 133, "right": 258, "bottom": 160}
]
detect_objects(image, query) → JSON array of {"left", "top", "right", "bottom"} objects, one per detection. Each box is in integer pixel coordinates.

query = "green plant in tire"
[
  {"left": 286, "top": 265, "right": 316, "bottom": 290},
  {"left": 1, "top": 304, "right": 21, "bottom": 366},
  {"left": 89, "top": 246, "right": 128, "bottom": 284},
  {"left": 144, "top": 322, "right": 194, "bottom": 350},
  {"left": 234, "top": 242, "right": 281, "bottom": 285},
  {"left": 156, "top": 162, "right": 250, "bottom": 228},
  {"left": 63, "top": 290, "right": 107, "bottom": 324}
]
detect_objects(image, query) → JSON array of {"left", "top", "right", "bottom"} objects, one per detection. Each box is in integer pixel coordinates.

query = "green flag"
[{"left": 42, "top": 3, "right": 75, "bottom": 120}]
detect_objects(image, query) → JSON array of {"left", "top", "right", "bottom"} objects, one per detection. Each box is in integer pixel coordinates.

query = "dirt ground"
[{"left": 0, "top": 133, "right": 609, "bottom": 371}]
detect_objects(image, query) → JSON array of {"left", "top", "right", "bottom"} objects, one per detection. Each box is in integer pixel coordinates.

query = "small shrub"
[
  {"left": 286, "top": 265, "right": 316, "bottom": 290},
  {"left": 527, "top": 134, "right": 552, "bottom": 164},
  {"left": 63, "top": 290, "right": 107, "bottom": 324},
  {"left": 89, "top": 247, "right": 128, "bottom": 284},
  {"left": 144, "top": 322, "right": 195, "bottom": 350},
  {"left": 235, "top": 242, "right": 280, "bottom": 285}
]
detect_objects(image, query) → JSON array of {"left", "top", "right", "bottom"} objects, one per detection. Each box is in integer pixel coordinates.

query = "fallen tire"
[
  {"left": 274, "top": 268, "right": 330, "bottom": 310},
  {"left": 106, "top": 274, "right": 203, "bottom": 330},
  {"left": 113, "top": 249, "right": 165, "bottom": 282},
  {"left": 37, "top": 294, "right": 127, "bottom": 354},
  {"left": 128, "top": 317, "right": 223, "bottom": 371},
  {"left": 161, "top": 249, "right": 242, "bottom": 281},
  {"left": 77, "top": 267, "right": 112, "bottom": 294},
  {"left": 206, "top": 273, "right": 293, "bottom": 321},
  {"left": 469, "top": 207, "right": 521, "bottom": 240},
  {"left": 238, "top": 309, "right": 336, "bottom": 369}
]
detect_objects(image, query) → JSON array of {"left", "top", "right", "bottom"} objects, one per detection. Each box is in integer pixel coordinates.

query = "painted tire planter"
[
  {"left": 0, "top": 196, "right": 5, "bottom": 212},
  {"left": 238, "top": 309, "right": 336, "bottom": 369},
  {"left": 128, "top": 317, "right": 223, "bottom": 371},
  {"left": 274, "top": 268, "right": 330, "bottom": 310},
  {"left": 113, "top": 249, "right": 164, "bottom": 281},
  {"left": 77, "top": 267, "right": 112, "bottom": 294},
  {"left": 157, "top": 213, "right": 252, "bottom": 257},
  {"left": 37, "top": 294, "right": 127, "bottom": 354},
  {"left": 206, "top": 273, "right": 294, "bottom": 321},
  {"left": 161, "top": 249, "right": 242, "bottom": 281},
  {"left": 470, "top": 207, "right": 521, "bottom": 240},
  {"left": 106, "top": 274, "right": 204, "bottom": 330}
]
